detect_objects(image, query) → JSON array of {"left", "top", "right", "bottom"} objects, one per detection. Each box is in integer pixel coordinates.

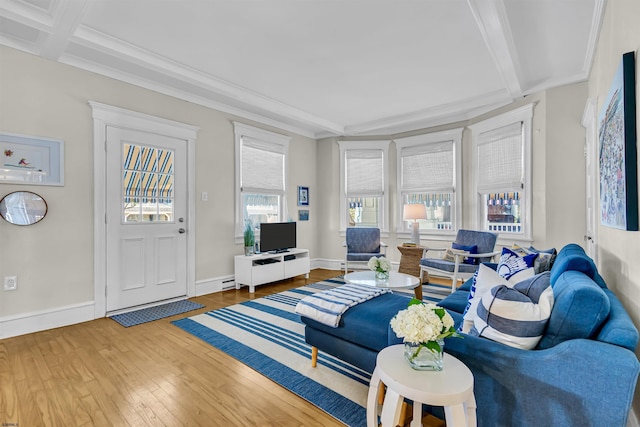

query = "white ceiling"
[{"left": 0, "top": 0, "right": 605, "bottom": 138}]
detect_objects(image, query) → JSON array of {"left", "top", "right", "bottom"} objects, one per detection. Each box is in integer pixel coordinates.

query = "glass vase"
[
  {"left": 404, "top": 340, "right": 444, "bottom": 371},
  {"left": 375, "top": 270, "right": 390, "bottom": 281}
]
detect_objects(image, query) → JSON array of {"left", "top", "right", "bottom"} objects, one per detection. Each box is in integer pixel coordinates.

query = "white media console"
[{"left": 234, "top": 248, "right": 310, "bottom": 293}]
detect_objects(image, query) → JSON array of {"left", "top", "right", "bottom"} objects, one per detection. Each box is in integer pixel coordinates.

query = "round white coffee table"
[
  {"left": 366, "top": 344, "right": 476, "bottom": 427},
  {"left": 344, "top": 271, "right": 422, "bottom": 299}
]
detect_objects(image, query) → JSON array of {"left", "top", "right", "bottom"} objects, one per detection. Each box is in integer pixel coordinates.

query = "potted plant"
[{"left": 244, "top": 222, "right": 255, "bottom": 256}]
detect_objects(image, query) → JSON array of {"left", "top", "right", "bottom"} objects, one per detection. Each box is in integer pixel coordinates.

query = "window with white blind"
[
  {"left": 338, "top": 140, "right": 390, "bottom": 232},
  {"left": 395, "top": 128, "right": 462, "bottom": 235},
  {"left": 469, "top": 104, "right": 534, "bottom": 240},
  {"left": 234, "top": 122, "right": 290, "bottom": 241}
]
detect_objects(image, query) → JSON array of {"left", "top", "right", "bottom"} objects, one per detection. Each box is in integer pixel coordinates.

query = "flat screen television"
[{"left": 260, "top": 222, "right": 296, "bottom": 253}]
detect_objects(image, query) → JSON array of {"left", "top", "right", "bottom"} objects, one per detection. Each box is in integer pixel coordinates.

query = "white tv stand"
[{"left": 234, "top": 248, "right": 310, "bottom": 293}]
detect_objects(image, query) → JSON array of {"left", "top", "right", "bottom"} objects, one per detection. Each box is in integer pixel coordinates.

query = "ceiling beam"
[
  {"left": 40, "top": 0, "right": 87, "bottom": 60},
  {"left": 467, "top": 0, "right": 523, "bottom": 99}
]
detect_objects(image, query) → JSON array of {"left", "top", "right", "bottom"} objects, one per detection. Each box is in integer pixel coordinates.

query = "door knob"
[{"left": 179, "top": 228, "right": 186, "bottom": 234}]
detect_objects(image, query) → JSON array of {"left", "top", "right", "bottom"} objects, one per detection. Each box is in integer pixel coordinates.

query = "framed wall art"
[
  {"left": 298, "top": 209, "right": 309, "bottom": 221},
  {"left": 1, "top": 132, "right": 65, "bottom": 186},
  {"left": 598, "top": 51, "right": 638, "bottom": 231},
  {"left": 298, "top": 186, "right": 309, "bottom": 206}
]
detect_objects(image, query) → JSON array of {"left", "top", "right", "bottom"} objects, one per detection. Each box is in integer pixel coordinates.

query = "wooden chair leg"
[
  {"left": 399, "top": 401, "right": 409, "bottom": 426},
  {"left": 378, "top": 381, "right": 386, "bottom": 405},
  {"left": 311, "top": 346, "right": 318, "bottom": 368}
]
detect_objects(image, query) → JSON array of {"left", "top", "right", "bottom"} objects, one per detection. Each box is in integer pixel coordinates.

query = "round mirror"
[{"left": 0, "top": 191, "right": 48, "bottom": 225}]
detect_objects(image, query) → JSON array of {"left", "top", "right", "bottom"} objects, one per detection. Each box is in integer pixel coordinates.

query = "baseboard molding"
[
  {"left": 0, "top": 301, "right": 95, "bottom": 340},
  {"left": 195, "top": 274, "right": 236, "bottom": 296},
  {"left": 1, "top": 259, "right": 371, "bottom": 339}
]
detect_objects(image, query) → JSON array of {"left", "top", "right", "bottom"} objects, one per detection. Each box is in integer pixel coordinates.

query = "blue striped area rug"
[
  {"left": 172, "top": 277, "right": 448, "bottom": 427},
  {"left": 111, "top": 300, "right": 204, "bottom": 327}
]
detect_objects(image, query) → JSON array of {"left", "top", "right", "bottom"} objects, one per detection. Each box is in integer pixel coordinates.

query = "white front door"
[{"left": 105, "top": 126, "right": 188, "bottom": 312}]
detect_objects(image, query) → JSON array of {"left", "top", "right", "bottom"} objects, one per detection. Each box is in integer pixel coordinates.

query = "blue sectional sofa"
[{"left": 301, "top": 244, "right": 640, "bottom": 427}]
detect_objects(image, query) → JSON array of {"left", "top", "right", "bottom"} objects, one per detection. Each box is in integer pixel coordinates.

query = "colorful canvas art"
[{"left": 598, "top": 52, "right": 638, "bottom": 231}]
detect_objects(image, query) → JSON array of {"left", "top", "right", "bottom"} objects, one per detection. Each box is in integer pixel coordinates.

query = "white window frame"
[
  {"left": 394, "top": 128, "right": 463, "bottom": 237},
  {"left": 338, "top": 140, "right": 390, "bottom": 233},
  {"left": 469, "top": 104, "right": 534, "bottom": 242},
  {"left": 234, "top": 122, "right": 290, "bottom": 242}
]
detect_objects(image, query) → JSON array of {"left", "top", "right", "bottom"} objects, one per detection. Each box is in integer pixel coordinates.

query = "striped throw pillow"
[
  {"left": 471, "top": 272, "right": 554, "bottom": 350},
  {"left": 459, "top": 263, "right": 535, "bottom": 333}
]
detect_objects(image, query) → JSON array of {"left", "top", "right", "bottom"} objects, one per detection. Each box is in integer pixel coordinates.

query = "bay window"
[
  {"left": 339, "top": 140, "right": 390, "bottom": 232},
  {"left": 395, "top": 128, "right": 462, "bottom": 236},
  {"left": 469, "top": 104, "right": 533, "bottom": 240}
]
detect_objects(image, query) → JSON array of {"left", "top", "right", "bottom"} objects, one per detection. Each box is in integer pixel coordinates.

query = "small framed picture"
[
  {"left": 298, "top": 186, "right": 309, "bottom": 206},
  {"left": 298, "top": 209, "right": 309, "bottom": 221},
  {"left": 1, "top": 132, "right": 65, "bottom": 186}
]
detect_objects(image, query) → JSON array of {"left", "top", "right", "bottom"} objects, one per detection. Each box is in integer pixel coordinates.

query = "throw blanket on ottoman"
[{"left": 295, "top": 284, "right": 389, "bottom": 327}]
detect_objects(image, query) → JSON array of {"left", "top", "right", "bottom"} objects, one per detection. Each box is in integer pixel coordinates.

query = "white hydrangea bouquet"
[
  {"left": 368, "top": 256, "right": 391, "bottom": 276},
  {"left": 390, "top": 298, "right": 461, "bottom": 370}
]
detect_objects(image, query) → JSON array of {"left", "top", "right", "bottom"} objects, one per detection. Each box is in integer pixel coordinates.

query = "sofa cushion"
[
  {"left": 300, "top": 292, "right": 410, "bottom": 351},
  {"left": 597, "top": 289, "right": 639, "bottom": 351},
  {"left": 438, "top": 289, "right": 470, "bottom": 313},
  {"left": 549, "top": 243, "right": 596, "bottom": 284},
  {"left": 471, "top": 272, "right": 554, "bottom": 350},
  {"left": 537, "top": 270, "right": 610, "bottom": 349},
  {"left": 459, "top": 263, "right": 535, "bottom": 333}
]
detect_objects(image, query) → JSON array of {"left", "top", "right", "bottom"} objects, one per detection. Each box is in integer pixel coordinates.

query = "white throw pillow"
[{"left": 460, "top": 264, "right": 535, "bottom": 333}]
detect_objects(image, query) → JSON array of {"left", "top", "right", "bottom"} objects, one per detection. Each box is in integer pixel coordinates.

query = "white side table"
[{"left": 367, "top": 344, "right": 476, "bottom": 427}]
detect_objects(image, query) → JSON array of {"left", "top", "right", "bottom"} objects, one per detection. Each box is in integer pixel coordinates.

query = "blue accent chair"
[
  {"left": 344, "top": 227, "right": 387, "bottom": 274},
  {"left": 420, "top": 229, "right": 499, "bottom": 292}
]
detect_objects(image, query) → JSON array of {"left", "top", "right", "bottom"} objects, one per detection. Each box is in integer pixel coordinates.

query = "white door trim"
[
  {"left": 582, "top": 97, "right": 599, "bottom": 264},
  {"left": 90, "top": 101, "right": 199, "bottom": 318}
]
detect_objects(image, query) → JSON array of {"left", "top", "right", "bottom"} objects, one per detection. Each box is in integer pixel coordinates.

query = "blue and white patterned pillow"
[
  {"left": 470, "top": 272, "right": 554, "bottom": 350},
  {"left": 497, "top": 247, "right": 538, "bottom": 279}
]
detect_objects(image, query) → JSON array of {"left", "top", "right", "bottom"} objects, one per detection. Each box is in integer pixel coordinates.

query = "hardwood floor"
[{"left": 1, "top": 269, "right": 349, "bottom": 427}]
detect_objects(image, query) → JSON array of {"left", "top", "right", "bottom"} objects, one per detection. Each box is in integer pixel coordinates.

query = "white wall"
[
  {"left": 0, "top": 46, "right": 318, "bottom": 325},
  {"left": 586, "top": 0, "right": 640, "bottom": 421}
]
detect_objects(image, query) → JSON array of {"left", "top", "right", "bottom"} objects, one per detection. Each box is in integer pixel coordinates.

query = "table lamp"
[{"left": 403, "top": 203, "right": 427, "bottom": 244}]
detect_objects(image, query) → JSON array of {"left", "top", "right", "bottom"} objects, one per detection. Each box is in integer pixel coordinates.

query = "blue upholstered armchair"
[
  {"left": 344, "top": 227, "right": 387, "bottom": 274},
  {"left": 420, "top": 229, "right": 499, "bottom": 292}
]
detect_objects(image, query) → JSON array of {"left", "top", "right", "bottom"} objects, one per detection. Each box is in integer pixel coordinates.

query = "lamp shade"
[{"left": 403, "top": 203, "right": 427, "bottom": 221}]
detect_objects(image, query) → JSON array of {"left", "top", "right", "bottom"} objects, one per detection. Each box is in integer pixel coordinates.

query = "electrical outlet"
[{"left": 4, "top": 276, "right": 17, "bottom": 291}]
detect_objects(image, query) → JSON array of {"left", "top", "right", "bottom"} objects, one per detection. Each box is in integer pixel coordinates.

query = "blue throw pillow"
[
  {"left": 497, "top": 247, "right": 538, "bottom": 279},
  {"left": 452, "top": 243, "right": 479, "bottom": 265}
]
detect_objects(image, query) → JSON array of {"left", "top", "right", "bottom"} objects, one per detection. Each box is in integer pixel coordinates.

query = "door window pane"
[{"left": 122, "top": 143, "right": 174, "bottom": 223}]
